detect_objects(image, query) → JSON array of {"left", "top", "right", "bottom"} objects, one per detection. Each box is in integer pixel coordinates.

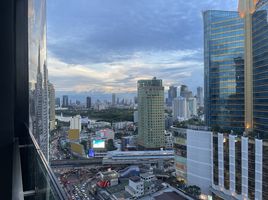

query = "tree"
[
  {"left": 186, "top": 185, "right": 201, "bottom": 198},
  {"left": 107, "top": 139, "right": 116, "bottom": 151}
]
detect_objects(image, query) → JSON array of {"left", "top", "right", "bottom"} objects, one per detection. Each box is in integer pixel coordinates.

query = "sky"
[{"left": 47, "top": 0, "right": 237, "bottom": 98}]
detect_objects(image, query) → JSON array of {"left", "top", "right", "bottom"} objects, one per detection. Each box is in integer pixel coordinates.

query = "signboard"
[{"left": 93, "top": 139, "right": 105, "bottom": 148}]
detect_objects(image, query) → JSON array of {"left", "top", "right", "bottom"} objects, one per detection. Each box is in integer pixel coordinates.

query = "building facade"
[
  {"left": 203, "top": 10, "right": 245, "bottom": 133},
  {"left": 62, "top": 95, "right": 69, "bottom": 108},
  {"left": 48, "top": 82, "right": 55, "bottom": 131},
  {"left": 137, "top": 77, "right": 165, "bottom": 149},
  {"left": 167, "top": 86, "right": 177, "bottom": 106},
  {"left": 86, "top": 96, "right": 91, "bottom": 109}
]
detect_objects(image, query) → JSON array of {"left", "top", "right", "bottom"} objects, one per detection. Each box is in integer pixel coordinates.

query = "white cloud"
[{"left": 47, "top": 49, "right": 203, "bottom": 93}]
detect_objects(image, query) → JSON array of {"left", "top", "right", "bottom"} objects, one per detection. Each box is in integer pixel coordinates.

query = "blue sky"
[{"left": 47, "top": 0, "right": 237, "bottom": 95}]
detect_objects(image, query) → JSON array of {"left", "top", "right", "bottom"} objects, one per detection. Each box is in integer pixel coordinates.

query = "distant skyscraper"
[
  {"left": 187, "top": 97, "right": 197, "bottom": 118},
  {"left": 48, "top": 82, "right": 55, "bottom": 131},
  {"left": 55, "top": 97, "right": 60, "bottom": 107},
  {"left": 112, "top": 93, "right": 116, "bottom": 106},
  {"left": 62, "top": 95, "right": 69, "bottom": 108},
  {"left": 196, "top": 87, "right": 204, "bottom": 107},
  {"left": 137, "top": 77, "right": 165, "bottom": 149},
  {"left": 86, "top": 96, "right": 91, "bottom": 108},
  {"left": 180, "top": 85, "right": 192, "bottom": 98},
  {"left": 172, "top": 97, "right": 188, "bottom": 120},
  {"left": 41, "top": 61, "right": 49, "bottom": 160},
  {"left": 167, "top": 86, "right": 177, "bottom": 106}
]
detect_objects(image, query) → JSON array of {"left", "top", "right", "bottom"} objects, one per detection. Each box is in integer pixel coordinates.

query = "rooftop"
[
  {"left": 154, "top": 191, "right": 187, "bottom": 200},
  {"left": 129, "top": 176, "right": 141, "bottom": 183}
]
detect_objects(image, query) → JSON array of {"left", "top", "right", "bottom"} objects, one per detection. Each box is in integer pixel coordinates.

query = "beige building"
[
  {"left": 137, "top": 77, "right": 165, "bottom": 149},
  {"left": 48, "top": 82, "right": 55, "bottom": 131}
]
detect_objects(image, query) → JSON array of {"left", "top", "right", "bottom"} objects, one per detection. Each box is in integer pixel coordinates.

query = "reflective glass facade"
[
  {"left": 28, "top": 0, "right": 50, "bottom": 160},
  {"left": 203, "top": 11, "right": 245, "bottom": 133},
  {"left": 252, "top": 2, "right": 268, "bottom": 139}
]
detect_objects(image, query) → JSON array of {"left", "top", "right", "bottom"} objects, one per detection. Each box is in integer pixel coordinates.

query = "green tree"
[{"left": 107, "top": 139, "right": 116, "bottom": 151}]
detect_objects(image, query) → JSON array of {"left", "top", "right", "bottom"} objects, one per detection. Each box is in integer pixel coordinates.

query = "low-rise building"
[{"left": 125, "top": 176, "right": 144, "bottom": 198}]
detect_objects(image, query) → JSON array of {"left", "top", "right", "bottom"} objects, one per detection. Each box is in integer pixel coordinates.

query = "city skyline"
[{"left": 47, "top": 0, "right": 237, "bottom": 94}]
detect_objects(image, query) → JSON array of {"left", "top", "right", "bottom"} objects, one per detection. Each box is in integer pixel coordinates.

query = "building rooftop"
[
  {"left": 154, "top": 191, "right": 187, "bottom": 200},
  {"left": 129, "top": 176, "right": 141, "bottom": 183}
]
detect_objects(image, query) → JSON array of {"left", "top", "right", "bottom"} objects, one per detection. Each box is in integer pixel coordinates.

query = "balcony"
[{"left": 13, "top": 128, "right": 67, "bottom": 200}]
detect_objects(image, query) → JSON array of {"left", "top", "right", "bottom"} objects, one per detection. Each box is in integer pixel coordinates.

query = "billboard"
[{"left": 93, "top": 139, "right": 105, "bottom": 149}]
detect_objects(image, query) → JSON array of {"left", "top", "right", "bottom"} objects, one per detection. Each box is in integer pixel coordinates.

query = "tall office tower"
[
  {"left": 112, "top": 93, "right": 116, "bottom": 106},
  {"left": 167, "top": 86, "right": 177, "bottom": 106},
  {"left": 55, "top": 97, "right": 60, "bottom": 107},
  {"left": 137, "top": 77, "right": 165, "bottom": 149},
  {"left": 41, "top": 62, "right": 49, "bottom": 160},
  {"left": 62, "top": 95, "right": 69, "bottom": 108},
  {"left": 172, "top": 97, "right": 188, "bottom": 120},
  {"left": 86, "top": 96, "right": 91, "bottom": 108},
  {"left": 204, "top": 1, "right": 268, "bottom": 199},
  {"left": 197, "top": 86, "right": 204, "bottom": 107},
  {"left": 187, "top": 97, "right": 197, "bottom": 118},
  {"left": 180, "top": 85, "right": 188, "bottom": 98},
  {"left": 48, "top": 82, "right": 55, "bottom": 131},
  {"left": 204, "top": 10, "right": 245, "bottom": 133},
  {"left": 252, "top": 0, "right": 268, "bottom": 138},
  {"left": 117, "top": 97, "right": 120, "bottom": 105}
]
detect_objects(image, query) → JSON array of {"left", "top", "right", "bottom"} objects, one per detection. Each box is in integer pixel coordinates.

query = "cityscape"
[{"left": 25, "top": 0, "right": 268, "bottom": 200}]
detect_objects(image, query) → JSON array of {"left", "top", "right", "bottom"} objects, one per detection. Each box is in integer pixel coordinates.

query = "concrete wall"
[{"left": 186, "top": 129, "right": 212, "bottom": 195}]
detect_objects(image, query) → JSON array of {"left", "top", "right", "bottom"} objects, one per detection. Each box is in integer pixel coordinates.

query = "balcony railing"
[{"left": 13, "top": 128, "right": 67, "bottom": 200}]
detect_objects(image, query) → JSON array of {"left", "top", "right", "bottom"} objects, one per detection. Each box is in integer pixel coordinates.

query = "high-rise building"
[
  {"left": 70, "top": 115, "right": 81, "bottom": 133},
  {"left": 48, "top": 82, "right": 55, "bottom": 131},
  {"left": 62, "top": 95, "right": 69, "bottom": 108},
  {"left": 180, "top": 85, "right": 192, "bottom": 98},
  {"left": 137, "top": 77, "right": 165, "bottom": 149},
  {"left": 86, "top": 96, "right": 91, "bottom": 108},
  {"left": 55, "top": 97, "right": 60, "bottom": 107},
  {"left": 172, "top": 97, "right": 188, "bottom": 120},
  {"left": 167, "top": 86, "right": 177, "bottom": 106},
  {"left": 204, "top": 10, "right": 245, "bottom": 133},
  {"left": 112, "top": 93, "right": 116, "bottom": 106},
  {"left": 41, "top": 61, "right": 49, "bottom": 160},
  {"left": 252, "top": 0, "right": 268, "bottom": 138},
  {"left": 187, "top": 97, "right": 197, "bottom": 118},
  {"left": 204, "top": 1, "right": 268, "bottom": 199},
  {"left": 197, "top": 86, "right": 204, "bottom": 107}
]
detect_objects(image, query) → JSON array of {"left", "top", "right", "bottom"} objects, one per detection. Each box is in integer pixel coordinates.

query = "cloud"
[
  {"left": 48, "top": 49, "right": 203, "bottom": 93},
  {"left": 47, "top": 0, "right": 237, "bottom": 93}
]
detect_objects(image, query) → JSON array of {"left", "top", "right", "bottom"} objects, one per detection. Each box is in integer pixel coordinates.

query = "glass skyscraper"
[
  {"left": 203, "top": 10, "right": 245, "bottom": 133},
  {"left": 253, "top": 0, "right": 268, "bottom": 139}
]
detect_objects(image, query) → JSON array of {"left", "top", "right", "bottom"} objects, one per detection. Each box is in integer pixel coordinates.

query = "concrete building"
[
  {"left": 133, "top": 110, "right": 138, "bottom": 123},
  {"left": 48, "top": 82, "right": 55, "bottom": 131},
  {"left": 137, "top": 77, "right": 165, "bottom": 149},
  {"left": 167, "top": 86, "right": 177, "bottom": 106},
  {"left": 196, "top": 87, "right": 204, "bottom": 107},
  {"left": 70, "top": 115, "right": 81, "bottom": 132},
  {"left": 171, "top": 126, "right": 212, "bottom": 197},
  {"left": 187, "top": 97, "right": 197, "bottom": 118},
  {"left": 125, "top": 176, "right": 144, "bottom": 198},
  {"left": 172, "top": 97, "right": 188, "bottom": 121},
  {"left": 62, "top": 95, "right": 69, "bottom": 108},
  {"left": 112, "top": 93, "right": 116, "bottom": 106}
]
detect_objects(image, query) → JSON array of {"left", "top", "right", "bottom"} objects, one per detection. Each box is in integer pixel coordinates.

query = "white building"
[
  {"left": 165, "top": 131, "right": 173, "bottom": 149},
  {"left": 70, "top": 115, "right": 81, "bottom": 132},
  {"left": 125, "top": 176, "right": 144, "bottom": 198},
  {"left": 172, "top": 97, "right": 188, "bottom": 121},
  {"left": 134, "top": 110, "right": 138, "bottom": 123},
  {"left": 187, "top": 97, "right": 197, "bottom": 118}
]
